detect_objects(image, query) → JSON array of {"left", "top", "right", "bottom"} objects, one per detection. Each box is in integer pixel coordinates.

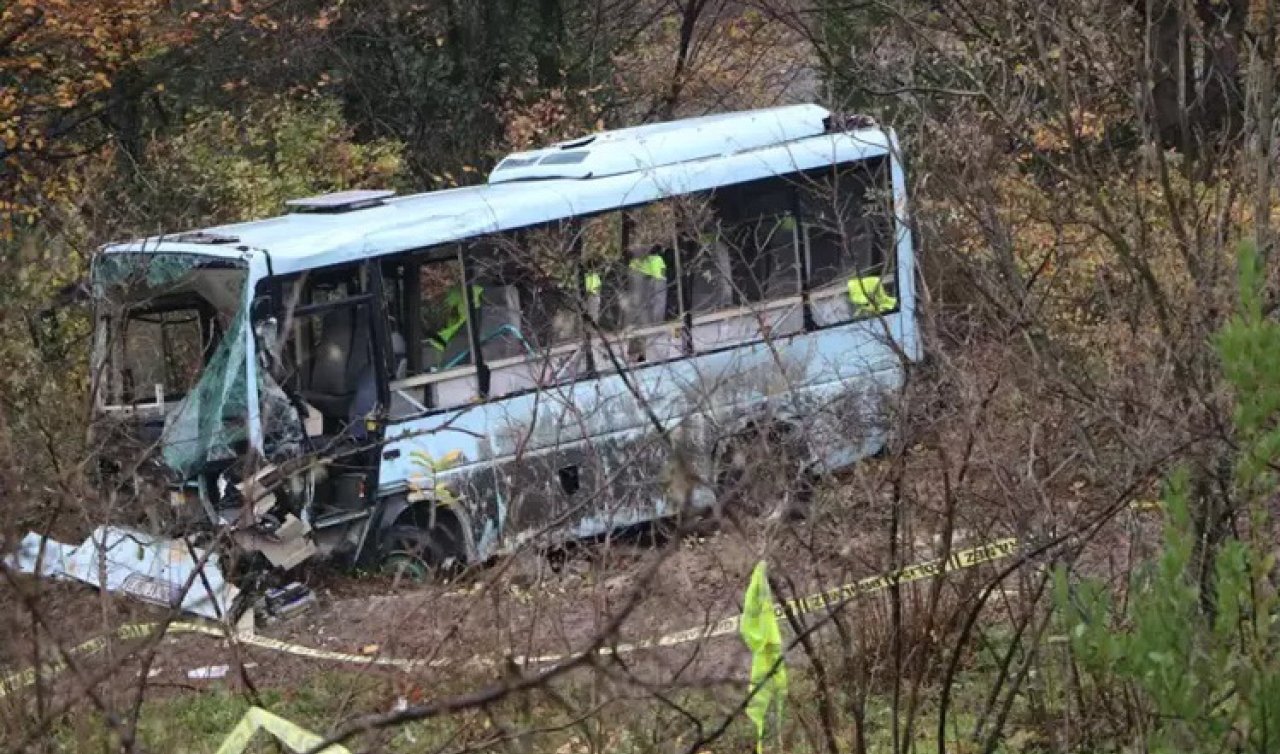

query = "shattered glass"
[
  {"left": 160, "top": 309, "right": 306, "bottom": 476},
  {"left": 95, "top": 252, "right": 306, "bottom": 476},
  {"left": 161, "top": 307, "right": 251, "bottom": 475},
  {"left": 259, "top": 370, "right": 304, "bottom": 461},
  {"left": 93, "top": 253, "right": 208, "bottom": 297}
]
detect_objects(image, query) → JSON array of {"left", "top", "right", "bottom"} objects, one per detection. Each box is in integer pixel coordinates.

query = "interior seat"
[{"left": 303, "top": 307, "right": 371, "bottom": 423}]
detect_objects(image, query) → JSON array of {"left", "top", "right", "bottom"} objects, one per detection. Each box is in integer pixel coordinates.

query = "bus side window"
[
  {"left": 273, "top": 265, "right": 380, "bottom": 434},
  {"left": 384, "top": 252, "right": 479, "bottom": 417},
  {"left": 417, "top": 258, "right": 473, "bottom": 372},
  {"left": 801, "top": 156, "right": 897, "bottom": 325},
  {"left": 468, "top": 239, "right": 528, "bottom": 363},
  {"left": 476, "top": 228, "right": 587, "bottom": 396},
  {"left": 579, "top": 212, "right": 622, "bottom": 325},
  {"left": 623, "top": 203, "right": 682, "bottom": 327},
  {"left": 379, "top": 261, "right": 409, "bottom": 380},
  {"left": 586, "top": 206, "right": 679, "bottom": 331},
  {"left": 712, "top": 177, "right": 801, "bottom": 305},
  {"left": 684, "top": 177, "right": 803, "bottom": 353},
  {"left": 588, "top": 203, "right": 683, "bottom": 366},
  {"left": 681, "top": 195, "right": 734, "bottom": 319}
]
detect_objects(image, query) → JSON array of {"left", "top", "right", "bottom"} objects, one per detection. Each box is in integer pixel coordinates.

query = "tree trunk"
[
  {"left": 1195, "top": 0, "right": 1247, "bottom": 142},
  {"left": 535, "top": 0, "right": 564, "bottom": 88},
  {"left": 1145, "top": 0, "right": 1191, "bottom": 150}
]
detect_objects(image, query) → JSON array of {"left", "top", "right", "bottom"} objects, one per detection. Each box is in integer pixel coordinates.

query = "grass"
[
  {"left": 46, "top": 673, "right": 396, "bottom": 754},
  {"left": 28, "top": 623, "right": 1066, "bottom": 754}
]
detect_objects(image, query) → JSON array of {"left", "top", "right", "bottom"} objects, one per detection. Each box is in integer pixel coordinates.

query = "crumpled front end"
[{"left": 90, "top": 249, "right": 316, "bottom": 570}]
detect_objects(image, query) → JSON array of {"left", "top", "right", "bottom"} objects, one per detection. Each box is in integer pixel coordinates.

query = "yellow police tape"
[
  {"left": 214, "top": 706, "right": 351, "bottom": 754},
  {"left": 0, "top": 538, "right": 1018, "bottom": 699}
]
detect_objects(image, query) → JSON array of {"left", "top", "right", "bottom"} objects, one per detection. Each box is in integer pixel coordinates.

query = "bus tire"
[{"left": 378, "top": 523, "right": 460, "bottom": 582}]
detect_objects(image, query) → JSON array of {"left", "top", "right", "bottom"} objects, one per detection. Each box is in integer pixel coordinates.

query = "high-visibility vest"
[
  {"left": 630, "top": 254, "right": 666, "bottom": 281},
  {"left": 582, "top": 254, "right": 665, "bottom": 295},
  {"left": 430, "top": 284, "right": 483, "bottom": 351},
  {"left": 847, "top": 276, "right": 896, "bottom": 314}
]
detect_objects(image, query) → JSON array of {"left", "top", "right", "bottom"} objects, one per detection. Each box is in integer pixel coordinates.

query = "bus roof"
[{"left": 103, "top": 104, "right": 897, "bottom": 276}]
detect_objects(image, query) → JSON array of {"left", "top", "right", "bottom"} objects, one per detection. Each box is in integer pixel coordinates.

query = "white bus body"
[{"left": 90, "top": 104, "right": 918, "bottom": 570}]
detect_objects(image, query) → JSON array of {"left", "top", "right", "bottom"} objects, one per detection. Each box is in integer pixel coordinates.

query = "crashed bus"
[{"left": 89, "top": 103, "right": 920, "bottom": 577}]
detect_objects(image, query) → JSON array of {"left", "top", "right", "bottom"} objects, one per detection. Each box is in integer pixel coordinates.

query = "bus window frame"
[
  {"left": 264, "top": 261, "right": 391, "bottom": 434},
  {"left": 464, "top": 225, "right": 594, "bottom": 399},
  {"left": 101, "top": 293, "right": 221, "bottom": 407},
  {"left": 794, "top": 156, "right": 900, "bottom": 330},
  {"left": 677, "top": 178, "right": 805, "bottom": 355},
  {"left": 380, "top": 245, "right": 483, "bottom": 414},
  {"left": 371, "top": 155, "right": 906, "bottom": 421},
  {"left": 587, "top": 203, "right": 686, "bottom": 371}
]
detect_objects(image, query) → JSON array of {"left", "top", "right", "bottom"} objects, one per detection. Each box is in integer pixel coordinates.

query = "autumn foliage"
[
  {"left": 6, "top": 2, "right": 1280, "bottom": 751},
  {"left": 2, "top": 0, "right": 181, "bottom": 225}
]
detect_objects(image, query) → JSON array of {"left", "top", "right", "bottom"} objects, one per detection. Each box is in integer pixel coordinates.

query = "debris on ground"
[
  {"left": 258, "top": 582, "right": 317, "bottom": 624},
  {"left": 5, "top": 526, "right": 239, "bottom": 621},
  {"left": 187, "top": 664, "right": 230, "bottom": 680},
  {"left": 187, "top": 662, "right": 257, "bottom": 681},
  {"left": 231, "top": 514, "right": 317, "bottom": 570}
]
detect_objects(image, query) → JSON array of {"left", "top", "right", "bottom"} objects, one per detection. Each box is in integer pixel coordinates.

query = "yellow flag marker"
[
  {"left": 740, "top": 561, "right": 786, "bottom": 753},
  {"left": 215, "top": 707, "right": 351, "bottom": 754}
]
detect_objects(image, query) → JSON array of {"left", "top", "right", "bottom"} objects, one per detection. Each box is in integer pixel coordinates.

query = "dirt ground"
[
  {"left": 3, "top": 522, "right": 858, "bottom": 698},
  {"left": 0, "top": 442, "right": 1156, "bottom": 738}
]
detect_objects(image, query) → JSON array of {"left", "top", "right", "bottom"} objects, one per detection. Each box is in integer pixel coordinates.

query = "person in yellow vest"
[
  {"left": 582, "top": 249, "right": 667, "bottom": 325},
  {"left": 582, "top": 253, "right": 666, "bottom": 291},
  {"left": 847, "top": 275, "right": 897, "bottom": 315},
  {"left": 426, "top": 283, "right": 484, "bottom": 362},
  {"left": 630, "top": 250, "right": 666, "bottom": 282},
  {"left": 628, "top": 247, "right": 668, "bottom": 326}
]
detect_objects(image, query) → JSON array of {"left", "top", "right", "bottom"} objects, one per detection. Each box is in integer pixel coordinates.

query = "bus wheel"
[{"left": 379, "top": 524, "right": 453, "bottom": 583}]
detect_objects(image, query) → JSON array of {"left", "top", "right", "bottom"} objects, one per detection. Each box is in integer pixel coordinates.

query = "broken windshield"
[
  {"left": 94, "top": 254, "right": 248, "bottom": 407},
  {"left": 93, "top": 253, "right": 256, "bottom": 476},
  {"left": 104, "top": 306, "right": 210, "bottom": 404}
]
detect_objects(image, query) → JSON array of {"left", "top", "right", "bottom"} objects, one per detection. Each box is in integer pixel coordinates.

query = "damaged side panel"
[
  {"left": 377, "top": 312, "right": 906, "bottom": 559},
  {"left": 6, "top": 526, "right": 239, "bottom": 622},
  {"left": 82, "top": 112, "right": 917, "bottom": 583}
]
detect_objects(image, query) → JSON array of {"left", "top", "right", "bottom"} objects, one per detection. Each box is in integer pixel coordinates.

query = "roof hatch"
[
  {"left": 286, "top": 189, "right": 396, "bottom": 213},
  {"left": 488, "top": 104, "right": 833, "bottom": 184},
  {"left": 171, "top": 230, "right": 240, "bottom": 245}
]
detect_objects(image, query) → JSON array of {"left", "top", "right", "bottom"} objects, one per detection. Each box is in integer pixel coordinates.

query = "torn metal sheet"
[
  {"left": 4, "top": 531, "right": 75, "bottom": 578},
  {"left": 232, "top": 514, "right": 317, "bottom": 570},
  {"left": 8, "top": 526, "right": 239, "bottom": 622},
  {"left": 62, "top": 527, "right": 240, "bottom": 621}
]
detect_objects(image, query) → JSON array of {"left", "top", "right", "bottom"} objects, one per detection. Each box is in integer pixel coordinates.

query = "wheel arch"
[{"left": 375, "top": 494, "right": 475, "bottom": 563}]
